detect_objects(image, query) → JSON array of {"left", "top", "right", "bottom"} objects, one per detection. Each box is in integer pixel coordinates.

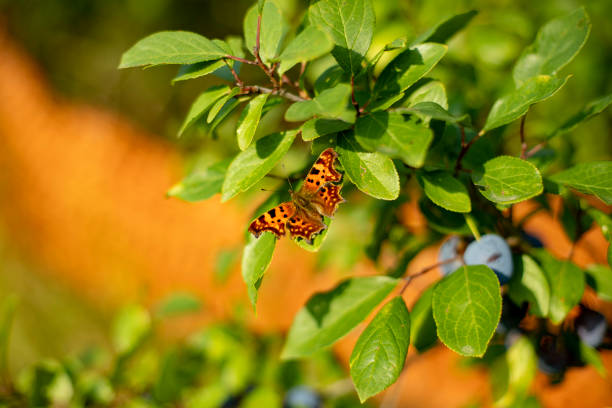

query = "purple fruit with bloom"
[{"left": 463, "top": 234, "right": 513, "bottom": 284}]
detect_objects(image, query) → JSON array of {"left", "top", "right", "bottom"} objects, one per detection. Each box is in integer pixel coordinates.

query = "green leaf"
[
  {"left": 210, "top": 98, "right": 243, "bottom": 136},
  {"left": 472, "top": 156, "right": 543, "bottom": 204},
  {"left": 410, "top": 286, "right": 438, "bottom": 352},
  {"left": 483, "top": 75, "right": 569, "bottom": 132},
  {"left": 221, "top": 130, "right": 297, "bottom": 202},
  {"left": 547, "top": 94, "right": 612, "bottom": 141},
  {"left": 282, "top": 276, "right": 398, "bottom": 359},
  {"left": 491, "top": 337, "right": 537, "bottom": 406},
  {"left": 167, "top": 158, "right": 231, "bottom": 202},
  {"left": 276, "top": 26, "right": 334, "bottom": 75},
  {"left": 418, "top": 170, "right": 471, "bottom": 213},
  {"left": 412, "top": 10, "right": 479, "bottom": 45},
  {"left": 508, "top": 255, "right": 550, "bottom": 317},
  {"left": 337, "top": 132, "right": 400, "bottom": 200},
  {"left": 585, "top": 264, "right": 612, "bottom": 302},
  {"left": 308, "top": 0, "right": 375, "bottom": 74},
  {"left": 350, "top": 297, "right": 410, "bottom": 402},
  {"left": 588, "top": 207, "right": 612, "bottom": 241},
  {"left": 538, "top": 253, "right": 585, "bottom": 324},
  {"left": 178, "top": 85, "right": 230, "bottom": 136},
  {"left": 244, "top": 1, "right": 288, "bottom": 63},
  {"left": 155, "top": 293, "right": 202, "bottom": 318},
  {"left": 354, "top": 112, "right": 433, "bottom": 167},
  {"left": 402, "top": 102, "right": 470, "bottom": 126},
  {"left": 295, "top": 217, "right": 331, "bottom": 252},
  {"left": 374, "top": 43, "right": 447, "bottom": 98},
  {"left": 579, "top": 341, "right": 607, "bottom": 378},
  {"left": 285, "top": 84, "right": 355, "bottom": 123},
  {"left": 207, "top": 88, "right": 240, "bottom": 123},
  {"left": 513, "top": 7, "right": 590, "bottom": 86},
  {"left": 407, "top": 81, "right": 448, "bottom": 108},
  {"left": 419, "top": 199, "right": 472, "bottom": 235},
  {"left": 119, "top": 31, "right": 227, "bottom": 68},
  {"left": 172, "top": 60, "right": 227, "bottom": 83},
  {"left": 112, "top": 305, "right": 151, "bottom": 355},
  {"left": 237, "top": 94, "right": 269, "bottom": 151},
  {"left": 549, "top": 162, "right": 612, "bottom": 205},
  {"left": 241, "top": 386, "right": 281, "bottom": 408},
  {"left": 242, "top": 232, "right": 276, "bottom": 309},
  {"left": 432, "top": 265, "right": 501, "bottom": 357},
  {"left": 301, "top": 118, "right": 352, "bottom": 141}
]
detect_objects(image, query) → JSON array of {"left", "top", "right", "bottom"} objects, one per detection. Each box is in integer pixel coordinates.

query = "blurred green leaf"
[
  {"left": 579, "top": 341, "right": 607, "bottom": 378},
  {"left": 155, "top": 293, "right": 202, "bottom": 318},
  {"left": 587, "top": 208, "right": 612, "bottom": 241},
  {"left": 0, "top": 295, "right": 17, "bottom": 382},
  {"left": 547, "top": 94, "right": 612, "bottom": 141},
  {"left": 112, "top": 305, "right": 151, "bottom": 356},
  {"left": 354, "top": 112, "right": 433, "bottom": 167},
  {"left": 483, "top": 75, "right": 569, "bottom": 132},
  {"left": 433, "top": 265, "right": 501, "bottom": 357},
  {"left": 472, "top": 156, "right": 543, "bottom": 204},
  {"left": 237, "top": 94, "right": 269, "bottom": 151},
  {"left": 185, "top": 383, "right": 227, "bottom": 408},
  {"left": 374, "top": 43, "right": 447, "bottom": 98},
  {"left": 513, "top": 7, "right": 590, "bottom": 86},
  {"left": 418, "top": 170, "right": 471, "bottom": 213},
  {"left": 167, "top": 158, "right": 231, "bottom": 202},
  {"left": 410, "top": 286, "right": 438, "bottom": 352},
  {"left": 242, "top": 232, "right": 276, "bottom": 309},
  {"left": 178, "top": 85, "right": 230, "bottom": 136},
  {"left": 242, "top": 386, "right": 281, "bottom": 408},
  {"left": 244, "top": 1, "right": 288, "bottom": 63},
  {"left": 119, "top": 31, "right": 227, "bottom": 68},
  {"left": 508, "top": 255, "right": 550, "bottom": 317},
  {"left": 221, "top": 130, "right": 297, "bottom": 202},
  {"left": 350, "top": 296, "right": 410, "bottom": 402},
  {"left": 413, "top": 10, "right": 479, "bottom": 45},
  {"left": 549, "top": 161, "right": 612, "bottom": 205},
  {"left": 277, "top": 26, "right": 334, "bottom": 75},
  {"left": 309, "top": 0, "right": 375, "bottom": 74},
  {"left": 419, "top": 199, "right": 472, "bottom": 235},
  {"left": 17, "top": 360, "right": 74, "bottom": 407},
  {"left": 538, "top": 252, "right": 584, "bottom": 324},
  {"left": 285, "top": 84, "right": 355, "bottom": 123},
  {"left": 585, "top": 264, "right": 612, "bottom": 302},
  {"left": 400, "top": 102, "right": 470, "bottom": 126},
  {"left": 337, "top": 132, "right": 400, "bottom": 200},
  {"left": 491, "top": 337, "right": 537, "bottom": 406},
  {"left": 301, "top": 118, "right": 352, "bottom": 141},
  {"left": 215, "top": 248, "right": 238, "bottom": 283},
  {"left": 282, "top": 276, "right": 398, "bottom": 359}
]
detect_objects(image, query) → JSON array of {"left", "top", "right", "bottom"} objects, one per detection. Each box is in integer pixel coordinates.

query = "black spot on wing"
[{"left": 268, "top": 208, "right": 276, "bottom": 218}]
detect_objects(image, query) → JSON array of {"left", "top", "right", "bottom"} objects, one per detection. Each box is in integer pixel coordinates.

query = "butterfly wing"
[
  {"left": 309, "top": 183, "right": 345, "bottom": 218},
  {"left": 287, "top": 208, "right": 327, "bottom": 244},
  {"left": 300, "top": 148, "right": 343, "bottom": 194},
  {"left": 248, "top": 202, "right": 296, "bottom": 238}
]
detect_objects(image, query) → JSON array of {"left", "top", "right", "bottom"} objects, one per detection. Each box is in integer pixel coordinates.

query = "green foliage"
[
  {"left": 349, "top": 297, "right": 410, "bottom": 402},
  {"left": 118, "top": 0, "right": 612, "bottom": 400}
]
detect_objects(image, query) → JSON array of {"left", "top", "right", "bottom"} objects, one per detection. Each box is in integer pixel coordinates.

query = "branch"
[
  {"left": 240, "top": 85, "right": 306, "bottom": 103},
  {"left": 520, "top": 114, "right": 527, "bottom": 159},
  {"left": 223, "top": 59, "right": 243, "bottom": 87},
  {"left": 224, "top": 54, "right": 257, "bottom": 65},
  {"left": 253, "top": 13, "right": 279, "bottom": 88},
  {"left": 454, "top": 128, "right": 484, "bottom": 176},
  {"left": 350, "top": 75, "right": 360, "bottom": 116},
  {"left": 398, "top": 256, "right": 462, "bottom": 296}
]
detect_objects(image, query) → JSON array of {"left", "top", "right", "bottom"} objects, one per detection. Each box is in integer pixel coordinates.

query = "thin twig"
[
  {"left": 253, "top": 14, "right": 279, "bottom": 88},
  {"left": 240, "top": 85, "right": 305, "bottom": 102},
  {"left": 224, "top": 54, "right": 258, "bottom": 65},
  {"left": 350, "top": 75, "right": 360, "bottom": 116},
  {"left": 398, "top": 256, "right": 462, "bottom": 296},
  {"left": 454, "top": 128, "right": 484, "bottom": 176},
  {"left": 223, "top": 59, "right": 243, "bottom": 87},
  {"left": 520, "top": 114, "right": 528, "bottom": 159},
  {"left": 525, "top": 141, "right": 545, "bottom": 158}
]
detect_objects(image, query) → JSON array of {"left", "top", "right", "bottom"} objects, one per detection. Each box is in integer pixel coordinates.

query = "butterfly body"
[{"left": 248, "top": 148, "right": 345, "bottom": 244}]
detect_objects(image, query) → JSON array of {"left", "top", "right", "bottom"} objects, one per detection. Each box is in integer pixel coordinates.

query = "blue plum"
[
  {"left": 437, "top": 236, "right": 464, "bottom": 276},
  {"left": 463, "top": 234, "right": 513, "bottom": 284}
]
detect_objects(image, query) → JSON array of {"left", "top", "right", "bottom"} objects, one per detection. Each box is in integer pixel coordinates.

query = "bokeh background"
[{"left": 0, "top": 0, "right": 611, "bottom": 406}]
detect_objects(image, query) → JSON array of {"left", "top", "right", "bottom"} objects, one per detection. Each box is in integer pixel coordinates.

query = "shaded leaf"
[
  {"left": 167, "top": 158, "right": 231, "bottom": 202},
  {"left": 472, "top": 156, "right": 543, "bottom": 204},
  {"left": 337, "top": 132, "right": 400, "bottom": 200},
  {"left": 585, "top": 264, "right": 612, "bottom": 302},
  {"left": 282, "top": 276, "right": 398, "bottom": 359},
  {"left": 301, "top": 118, "right": 352, "bottom": 141},
  {"left": 491, "top": 337, "right": 537, "bottom": 406},
  {"left": 547, "top": 94, "right": 612, "bottom": 140},
  {"left": 350, "top": 297, "right": 410, "bottom": 402},
  {"left": 277, "top": 26, "right": 334, "bottom": 74},
  {"left": 418, "top": 170, "right": 471, "bottom": 213},
  {"left": 112, "top": 305, "right": 151, "bottom": 356},
  {"left": 538, "top": 253, "right": 585, "bottom": 324},
  {"left": 354, "top": 112, "right": 433, "bottom": 167},
  {"left": 549, "top": 161, "right": 612, "bottom": 205},
  {"left": 207, "top": 88, "right": 240, "bottom": 123},
  {"left": 413, "top": 10, "right": 479, "bottom": 45},
  {"left": 172, "top": 60, "right": 226, "bottom": 83},
  {"left": 433, "top": 265, "right": 501, "bottom": 357},
  {"left": 221, "top": 130, "right": 297, "bottom": 202},
  {"left": 401, "top": 102, "right": 470, "bottom": 126},
  {"left": 410, "top": 286, "right": 438, "bottom": 352},
  {"left": 178, "top": 85, "right": 230, "bottom": 136},
  {"left": 579, "top": 341, "right": 606, "bottom": 378},
  {"left": 508, "top": 255, "right": 550, "bottom": 317},
  {"left": 242, "top": 232, "right": 276, "bottom": 309}
]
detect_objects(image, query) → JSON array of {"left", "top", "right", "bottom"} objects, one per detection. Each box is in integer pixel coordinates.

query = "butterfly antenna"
[{"left": 287, "top": 176, "right": 294, "bottom": 192}]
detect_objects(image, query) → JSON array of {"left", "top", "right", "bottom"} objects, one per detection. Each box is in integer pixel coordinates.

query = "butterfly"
[{"left": 248, "top": 148, "right": 345, "bottom": 244}]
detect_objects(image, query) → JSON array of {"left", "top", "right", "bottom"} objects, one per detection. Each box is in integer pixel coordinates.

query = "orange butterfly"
[{"left": 248, "top": 148, "right": 345, "bottom": 244}]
